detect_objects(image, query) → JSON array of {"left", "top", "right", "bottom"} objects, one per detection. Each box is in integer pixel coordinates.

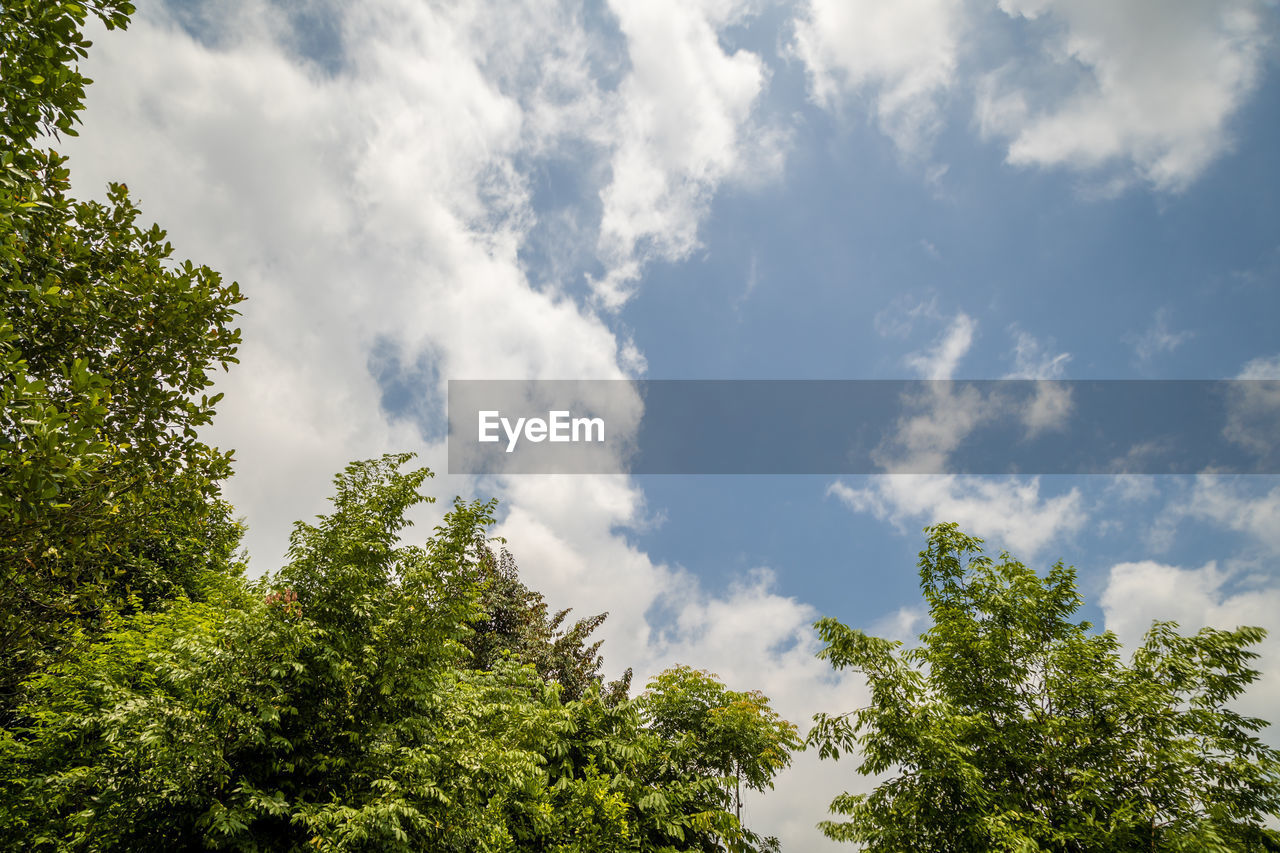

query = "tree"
[
  {"left": 641, "top": 666, "right": 800, "bottom": 828},
  {"left": 807, "top": 523, "right": 1280, "bottom": 852},
  {"left": 466, "top": 545, "right": 632, "bottom": 703},
  {"left": 1, "top": 0, "right": 244, "bottom": 710},
  {"left": 2, "top": 455, "right": 798, "bottom": 851}
]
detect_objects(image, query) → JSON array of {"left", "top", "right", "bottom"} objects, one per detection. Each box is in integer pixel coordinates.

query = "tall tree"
[
  {"left": 1, "top": 0, "right": 244, "bottom": 708},
  {"left": 466, "top": 545, "right": 632, "bottom": 703},
  {"left": 808, "top": 523, "right": 1280, "bottom": 852}
]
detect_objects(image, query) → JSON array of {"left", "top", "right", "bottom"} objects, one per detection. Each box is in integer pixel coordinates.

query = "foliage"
[
  {"left": 1, "top": 0, "right": 244, "bottom": 708},
  {"left": 808, "top": 522, "right": 1280, "bottom": 852},
  {"left": 1, "top": 456, "right": 798, "bottom": 851},
  {"left": 641, "top": 666, "right": 800, "bottom": 825},
  {"left": 467, "top": 545, "right": 632, "bottom": 704}
]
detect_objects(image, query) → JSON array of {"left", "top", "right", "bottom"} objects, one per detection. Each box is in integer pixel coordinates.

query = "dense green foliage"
[
  {"left": 1, "top": 456, "right": 797, "bottom": 851},
  {"left": 808, "top": 523, "right": 1280, "bottom": 852},
  {"left": 1, "top": 0, "right": 244, "bottom": 709},
  {"left": 466, "top": 545, "right": 632, "bottom": 705},
  {"left": 641, "top": 666, "right": 800, "bottom": 824}
]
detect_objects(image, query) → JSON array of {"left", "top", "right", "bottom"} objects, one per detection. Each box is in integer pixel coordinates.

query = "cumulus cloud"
[
  {"left": 791, "top": 0, "right": 964, "bottom": 157},
  {"left": 68, "top": 0, "right": 771, "bottom": 562},
  {"left": 979, "top": 0, "right": 1272, "bottom": 191},
  {"left": 795, "top": 0, "right": 1273, "bottom": 191},
  {"left": 1102, "top": 559, "right": 1280, "bottom": 732},
  {"left": 591, "top": 0, "right": 786, "bottom": 309}
]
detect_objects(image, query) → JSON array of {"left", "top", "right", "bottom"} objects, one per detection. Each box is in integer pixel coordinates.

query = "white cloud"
[
  {"left": 979, "top": 0, "right": 1273, "bottom": 191},
  {"left": 829, "top": 475, "right": 1087, "bottom": 556},
  {"left": 1002, "top": 328, "right": 1074, "bottom": 436},
  {"left": 1104, "top": 473, "right": 1162, "bottom": 504},
  {"left": 1238, "top": 354, "right": 1280, "bottom": 380},
  {"left": 904, "top": 312, "right": 977, "bottom": 379},
  {"left": 591, "top": 0, "right": 786, "bottom": 309},
  {"left": 1159, "top": 476, "right": 1280, "bottom": 556},
  {"left": 868, "top": 368, "right": 1073, "bottom": 475},
  {"left": 791, "top": 0, "right": 964, "bottom": 157},
  {"left": 795, "top": 0, "right": 1273, "bottom": 192},
  {"left": 64, "top": 0, "right": 666, "bottom": 564},
  {"left": 1102, "top": 559, "right": 1280, "bottom": 733},
  {"left": 874, "top": 381, "right": 992, "bottom": 472}
]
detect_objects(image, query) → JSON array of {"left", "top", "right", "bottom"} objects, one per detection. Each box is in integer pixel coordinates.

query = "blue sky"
[{"left": 66, "top": 1, "right": 1280, "bottom": 847}]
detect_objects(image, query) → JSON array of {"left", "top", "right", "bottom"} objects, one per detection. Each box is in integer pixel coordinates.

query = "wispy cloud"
[
  {"left": 874, "top": 294, "right": 941, "bottom": 339},
  {"left": 1152, "top": 476, "right": 1280, "bottom": 557},
  {"left": 904, "top": 312, "right": 976, "bottom": 379},
  {"left": 1004, "top": 326, "right": 1071, "bottom": 379},
  {"left": 1128, "top": 307, "right": 1193, "bottom": 366}
]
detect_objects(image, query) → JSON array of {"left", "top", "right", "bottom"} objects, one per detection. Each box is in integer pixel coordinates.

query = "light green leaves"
[{"left": 808, "top": 523, "right": 1280, "bottom": 852}]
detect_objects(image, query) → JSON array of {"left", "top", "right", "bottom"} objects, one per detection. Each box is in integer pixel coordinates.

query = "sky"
[{"left": 62, "top": 0, "right": 1280, "bottom": 847}]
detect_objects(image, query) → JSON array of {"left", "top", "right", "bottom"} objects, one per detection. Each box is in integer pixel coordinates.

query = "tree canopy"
[
  {"left": 1, "top": 456, "right": 798, "bottom": 851},
  {"left": 1, "top": 0, "right": 243, "bottom": 711},
  {"left": 808, "top": 523, "right": 1280, "bottom": 852}
]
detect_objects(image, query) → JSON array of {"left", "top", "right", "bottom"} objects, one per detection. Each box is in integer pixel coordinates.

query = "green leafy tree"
[
  {"left": 642, "top": 666, "right": 800, "bottom": 828},
  {"left": 2, "top": 456, "right": 797, "bottom": 851},
  {"left": 808, "top": 523, "right": 1280, "bottom": 852},
  {"left": 1, "top": 0, "right": 244, "bottom": 707}
]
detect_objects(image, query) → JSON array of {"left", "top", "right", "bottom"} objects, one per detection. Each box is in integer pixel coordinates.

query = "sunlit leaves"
[
  {"left": 808, "top": 522, "right": 1280, "bottom": 852},
  {"left": 3, "top": 457, "right": 798, "bottom": 851}
]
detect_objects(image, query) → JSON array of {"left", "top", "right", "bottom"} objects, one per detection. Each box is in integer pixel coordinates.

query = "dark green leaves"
[{"left": 2, "top": 0, "right": 244, "bottom": 708}]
